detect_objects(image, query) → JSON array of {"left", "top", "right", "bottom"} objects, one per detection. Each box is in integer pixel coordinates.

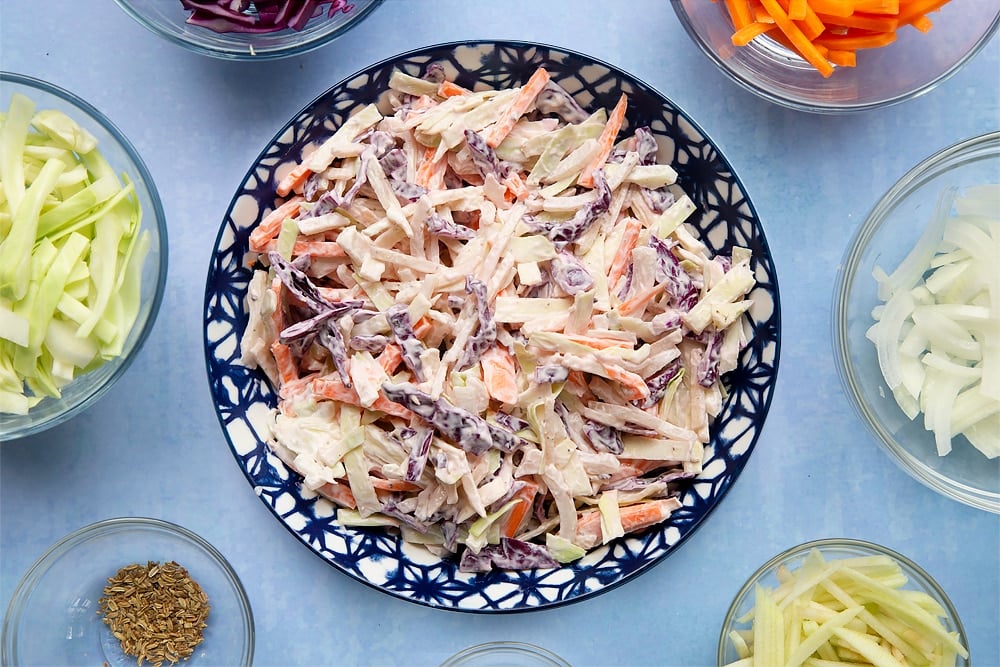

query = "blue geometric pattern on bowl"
[{"left": 203, "top": 41, "right": 781, "bottom": 612}]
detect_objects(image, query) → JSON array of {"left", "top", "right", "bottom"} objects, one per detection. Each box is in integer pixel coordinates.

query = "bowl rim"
[
  {"left": 440, "top": 641, "right": 572, "bottom": 667},
  {"left": 832, "top": 130, "right": 1000, "bottom": 514},
  {"left": 111, "top": 0, "right": 386, "bottom": 61},
  {"left": 669, "top": 1, "right": 1000, "bottom": 114},
  {"left": 201, "top": 38, "right": 782, "bottom": 613},
  {"left": 716, "top": 537, "right": 969, "bottom": 666},
  {"left": 0, "top": 72, "right": 169, "bottom": 442},
  {"left": 1, "top": 516, "right": 255, "bottom": 665}
]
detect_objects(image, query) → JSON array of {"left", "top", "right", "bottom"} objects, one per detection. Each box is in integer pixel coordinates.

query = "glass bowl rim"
[
  {"left": 0, "top": 71, "right": 169, "bottom": 442},
  {"left": 440, "top": 641, "right": 572, "bottom": 667},
  {"left": 111, "top": 0, "right": 386, "bottom": 61},
  {"left": 669, "top": 0, "right": 1000, "bottom": 114},
  {"left": 716, "top": 537, "right": 969, "bottom": 666},
  {"left": 2, "top": 516, "right": 255, "bottom": 664},
  {"left": 832, "top": 130, "right": 1000, "bottom": 513}
]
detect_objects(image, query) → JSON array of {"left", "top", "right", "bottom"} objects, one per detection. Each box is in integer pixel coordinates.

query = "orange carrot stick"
[
  {"left": 312, "top": 377, "right": 413, "bottom": 419},
  {"left": 896, "top": 0, "right": 948, "bottom": 23},
  {"left": 370, "top": 477, "right": 423, "bottom": 492},
  {"left": 814, "top": 30, "right": 897, "bottom": 50},
  {"left": 262, "top": 240, "right": 346, "bottom": 258},
  {"left": 377, "top": 344, "right": 404, "bottom": 375},
  {"left": 413, "top": 316, "right": 434, "bottom": 338},
  {"left": 577, "top": 93, "right": 628, "bottom": 189},
  {"left": 853, "top": 0, "right": 898, "bottom": 13},
  {"left": 415, "top": 146, "right": 447, "bottom": 190},
  {"left": 270, "top": 341, "right": 299, "bottom": 386},
  {"left": 759, "top": 0, "right": 835, "bottom": 77},
  {"left": 484, "top": 67, "right": 552, "bottom": 148},
  {"left": 437, "top": 80, "right": 470, "bottom": 98},
  {"left": 276, "top": 163, "right": 312, "bottom": 197},
  {"left": 607, "top": 216, "right": 642, "bottom": 288},
  {"left": 598, "top": 362, "right": 649, "bottom": 402},
  {"left": 909, "top": 14, "right": 933, "bottom": 31},
  {"left": 815, "top": 11, "right": 898, "bottom": 30},
  {"left": 562, "top": 334, "right": 631, "bottom": 350},
  {"left": 724, "top": 0, "right": 754, "bottom": 27},
  {"left": 316, "top": 481, "right": 357, "bottom": 509},
  {"left": 480, "top": 345, "right": 519, "bottom": 405},
  {"left": 501, "top": 480, "right": 539, "bottom": 538},
  {"left": 617, "top": 283, "right": 666, "bottom": 317},
  {"left": 788, "top": 0, "right": 807, "bottom": 19},
  {"left": 503, "top": 171, "right": 530, "bottom": 201},
  {"left": 575, "top": 499, "right": 676, "bottom": 545},
  {"left": 809, "top": 0, "right": 856, "bottom": 16},
  {"left": 732, "top": 21, "right": 776, "bottom": 45},
  {"left": 248, "top": 197, "right": 303, "bottom": 252},
  {"left": 827, "top": 49, "right": 858, "bottom": 67}
]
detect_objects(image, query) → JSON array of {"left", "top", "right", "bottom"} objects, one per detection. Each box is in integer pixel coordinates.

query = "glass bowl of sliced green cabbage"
[
  {"left": 718, "top": 538, "right": 970, "bottom": 666},
  {"left": 0, "top": 72, "right": 168, "bottom": 441},
  {"left": 834, "top": 132, "right": 999, "bottom": 513}
]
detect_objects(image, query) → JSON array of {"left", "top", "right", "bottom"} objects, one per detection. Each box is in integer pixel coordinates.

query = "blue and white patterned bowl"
[{"left": 202, "top": 40, "right": 781, "bottom": 612}]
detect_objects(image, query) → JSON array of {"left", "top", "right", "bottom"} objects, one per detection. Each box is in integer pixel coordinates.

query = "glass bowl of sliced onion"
[{"left": 833, "top": 131, "right": 1000, "bottom": 513}]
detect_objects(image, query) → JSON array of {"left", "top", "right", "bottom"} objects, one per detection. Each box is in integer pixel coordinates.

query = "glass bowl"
[
  {"left": 441, "top": 642, "right": 571, "bottom": 667},
  {"left": 113, "top": 0, "right": 384, "bottom": 61},
  {"left": 2, "top": 517, "right": 254, "bottom": 667},
  {"left": 833, "top": 132, "right": 999, "bottom": 513},
  {"left": 717, "top": 538, "right": 969, "bottom": 666},
  {"left": 671, "top": 0, "right": 999, "bottom": 113},
  {"left": 0, "top": 72, "right": 168, "bottom": 442}
]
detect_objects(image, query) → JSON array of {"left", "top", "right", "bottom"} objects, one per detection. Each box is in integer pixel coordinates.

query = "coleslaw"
[{"left": 240, "top": 65, "right": 756, "bottom": 571}]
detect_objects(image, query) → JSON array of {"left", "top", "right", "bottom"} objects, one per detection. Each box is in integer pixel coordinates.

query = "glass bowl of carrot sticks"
[{"left": 671, "top": 0, "right": 999, "bottom": 112}]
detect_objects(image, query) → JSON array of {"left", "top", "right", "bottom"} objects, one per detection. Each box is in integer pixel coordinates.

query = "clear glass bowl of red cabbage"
[{"left": 113, "top": 0, "right": 385, "bottom": 61}]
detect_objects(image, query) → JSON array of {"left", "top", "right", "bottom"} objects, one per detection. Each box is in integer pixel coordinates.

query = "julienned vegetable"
[
  {"left": 240, "top": 66, "right": 758, "bottom": 571},
  {"left": 867, "top": 184, "right": 999, "bottom": 459},
  {"left": 718, "top": 0, "right": 955, "bottom": 78},
  {"left": 180, "top": 0, "right": 353, "bottom": 33},
  {"left": 0, "top": 93, "right": 149, "bottom": 415},
  {"left": 723, "top": 548, "right": 969, "bottom": 667}
]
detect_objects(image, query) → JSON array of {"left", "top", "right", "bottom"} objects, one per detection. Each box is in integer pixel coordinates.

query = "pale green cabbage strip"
[{"left": 0, "top": 92, "right": 149, "bottom": 415}]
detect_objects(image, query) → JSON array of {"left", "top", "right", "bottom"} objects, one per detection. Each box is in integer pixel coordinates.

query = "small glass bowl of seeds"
[{"left": 2, "top": 517, "right": 253, "bottom": 666}]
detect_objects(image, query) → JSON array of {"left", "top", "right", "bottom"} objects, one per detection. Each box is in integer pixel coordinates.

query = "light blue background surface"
[{"left": 2, "top": 2, "right": 998, "bottom": 665}]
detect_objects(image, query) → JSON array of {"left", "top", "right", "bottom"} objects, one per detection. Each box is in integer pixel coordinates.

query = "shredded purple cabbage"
[
  {"left": 550, "top": 251, "right": 594, "bottom": 295},
  {"left": 458, "top": 538, "right": 559, "bottom": 572},
  {"left": 403, "top": 427, "right": 433, "bottom": 482},
  {"left": 647, "top": 235, "right": 698, "bottom": 311},
  {"left": 425, "top": 212, "right": 476, "bottom": 240},
  {"left": 548, "top": 169, "right": 611, "bottom": 246},
  {"left": 464, "top": 129, "right": 509, "bottom": 180},
  {"left": 348, "top": 333, "right": 389, "bottom": 354},
  {"left": 583, "top": 419, "right": 624, "bottom": 455},
  {"left": 638, "top": 358, "right": 682, "bottom": 409},
  {"left": 181, "top": 0, "right": 353, "bottom": 34},
  {"left": 696, "top": 331, "right": 722, "bottom": 388},
  {"left": 382, "top": 383, "right": 494, "bottom": 455},
  {"left": 457, "top": 277, "right": 496, "bottom": 371},
  {"left": 534, "top": 81, "right": 589, "bottom": 124},
  {"left": 533, "top": 364, "right": 570, "bottom": 384},
  {"left": 386, "top": 304, "right": 426, "bottom": 382},
  {"left": 492, "top": 411, "right": 530, "bottom": 433}
]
